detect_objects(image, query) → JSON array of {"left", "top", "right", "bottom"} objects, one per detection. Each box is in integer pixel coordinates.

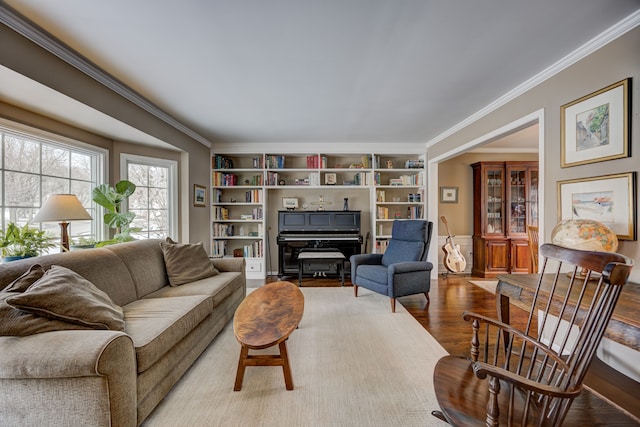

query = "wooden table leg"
[
  {"left": 279, "top": 341, "right": 294, "bottom": 390},
  {"left": 234, "top": 346, "right": 249, "bottom": 391}
]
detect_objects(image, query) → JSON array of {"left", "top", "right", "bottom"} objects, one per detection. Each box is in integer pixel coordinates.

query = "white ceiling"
[{"left": 2, "top": 1, "right": 640, "bottom": 149}]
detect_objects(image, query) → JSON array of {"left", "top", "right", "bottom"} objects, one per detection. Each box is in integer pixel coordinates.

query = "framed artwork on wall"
[
  {"left": 440, "top": 186, "right": 458, "bottom": 204},
  {"left": 193, "top": 184, "right": 206, "bottom": 207},
  {"left": 557, "top": 172, "right": 636, "bottom": 240},
  {"left": 560, "top": 78, "right": 630, "bottom": 168}
]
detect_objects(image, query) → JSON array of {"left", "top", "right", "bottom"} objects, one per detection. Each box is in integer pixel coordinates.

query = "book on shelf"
[
  {"left": 245, "top": 189, "right": 261, "bottom": 202},
  {"left": 375, "top": 240, "right": 389, "bottom": 254},
  {"left": 376, "top": 190, "right": 386, "bottom": 202}
]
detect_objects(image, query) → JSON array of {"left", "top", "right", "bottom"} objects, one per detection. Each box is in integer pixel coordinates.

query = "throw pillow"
[
  {"left": 4, "top": 264, "right": 45, "bottom": 292},
  {"left": 0, "top": 264, "right": 92, "bottom": 336},
  {"left": 5, "top": 265, "right": 125, "bottom": 331},
  {"left": 160, "top": 238, "right": 219, "bottom": 286}
]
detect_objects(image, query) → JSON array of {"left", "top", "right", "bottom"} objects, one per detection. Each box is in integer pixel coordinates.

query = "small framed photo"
[
  {"left": 325, "top": 173, "right": 337, "bottom": 185},
  {"left": 557, "top": 172, "right": 636, "bottom": 240},
  {"left": 282, "top": 197, "right": 299, "bottom": 210},
  {"left": 193, "top": 184, "right": 206, "bottom": 207},
  {"left": 560, "top": 78, "right": 630, "bottom": 167},
  {"left": 440, "top": 186, "right": 458, "bottom": 204}
]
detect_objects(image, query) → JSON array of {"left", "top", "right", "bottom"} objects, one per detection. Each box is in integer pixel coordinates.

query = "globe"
[{"left": 551, "top": 219, "right": 618, "bottom": 252}]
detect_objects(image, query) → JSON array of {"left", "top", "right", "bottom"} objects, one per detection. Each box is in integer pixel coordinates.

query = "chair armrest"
[
  {"left": 461, "top": 311, "right": 571, "bottom": 371},
  {"left": 472, "top": 362, "right": 582, "bottom": 398},
  {"left": 350, "top": 253, "right": 383, "bottom": 266},
  {"left": 388, "top": 261, "right": 433, "bottom": 274}
]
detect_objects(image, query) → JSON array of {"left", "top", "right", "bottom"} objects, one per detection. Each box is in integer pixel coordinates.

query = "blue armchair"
[{"left": 350, "top": 220, "right": 433, "bottom": 312}]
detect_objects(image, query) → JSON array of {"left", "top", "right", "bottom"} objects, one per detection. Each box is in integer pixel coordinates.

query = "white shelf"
[{"left": 211, "top": 152, "right": 426, "bottom": 273}]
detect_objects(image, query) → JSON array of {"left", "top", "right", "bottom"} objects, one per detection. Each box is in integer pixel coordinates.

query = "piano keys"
[{"left": 277, "top": 210, "right": 362, "bottom": 279}]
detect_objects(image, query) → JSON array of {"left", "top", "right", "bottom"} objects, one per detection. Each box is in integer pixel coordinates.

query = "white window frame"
[
  {"left": 0, "top": 117, "right": 108, "bottom": 241},
  {"left": 120, "top": 153, "right": 178, "bottom": 240}
]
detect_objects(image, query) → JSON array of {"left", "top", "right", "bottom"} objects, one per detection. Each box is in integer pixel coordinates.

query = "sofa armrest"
[
  {"left": 0, "top": 330, "right": 137, "bottom": 427},
  {"left": 210, "top": 257, "right": 245, "bottom": 273}
]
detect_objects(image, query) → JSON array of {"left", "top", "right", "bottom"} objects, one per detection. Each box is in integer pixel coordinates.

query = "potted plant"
[
  {"left": 91, "top": 180, "right": 141, "bottom": 247},
  {"left": 69, "top": 236, "right": 97, "bottom": 250},
  {"left": 0, "top": 222, "right": 56, "bottom": 262}
]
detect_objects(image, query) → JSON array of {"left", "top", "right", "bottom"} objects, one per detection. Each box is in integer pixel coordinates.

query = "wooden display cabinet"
[{"left": 471, "top": 161, "right": 538, "bottom": 277}]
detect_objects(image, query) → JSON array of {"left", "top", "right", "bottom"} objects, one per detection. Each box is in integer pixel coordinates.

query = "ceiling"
[{"left": 1, "top": 1, "right": 639, "bottom": 149}]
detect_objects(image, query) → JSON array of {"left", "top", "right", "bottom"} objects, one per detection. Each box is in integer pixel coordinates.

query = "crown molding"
[
  {"left": 426, "top": 9, "right": 640, "bottom": 149},
  {"left": 0, "top": 4, "right": 211, "bottom": 148}
]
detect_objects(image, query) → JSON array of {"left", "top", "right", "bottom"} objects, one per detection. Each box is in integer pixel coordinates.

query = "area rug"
[
  {"left": 468, "top": 280, "right": 498, "bottom": 294},
  {"left": 142, "top": 287, "right": 449, "bottom": 427}
]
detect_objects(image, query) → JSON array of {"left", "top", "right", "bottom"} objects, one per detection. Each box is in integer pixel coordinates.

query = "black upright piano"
[{"left": 277, "top": 210, "right": 362, "bottom": 279}]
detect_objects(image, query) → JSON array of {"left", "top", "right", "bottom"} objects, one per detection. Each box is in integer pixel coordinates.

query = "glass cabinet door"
[
  {"left": 485, "top": 168, "right": 503, "bottom": 234},
  {"left": 528, "top": 168, "right": 538, "bottom": 227},
  {"left": 508, "top": 167, "right": 527, "bottom": 234}
]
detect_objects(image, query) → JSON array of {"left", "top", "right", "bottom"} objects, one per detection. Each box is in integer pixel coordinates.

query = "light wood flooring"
[{"left": 264, "top": 273, "right": 640, "bottom": 426}]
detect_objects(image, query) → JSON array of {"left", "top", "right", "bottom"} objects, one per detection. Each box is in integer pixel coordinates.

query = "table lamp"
[{"left": 32, "top": 194, "right": 92, "bottom": 251}]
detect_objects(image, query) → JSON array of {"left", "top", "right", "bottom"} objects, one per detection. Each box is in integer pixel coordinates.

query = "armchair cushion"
[{"left": 381, "top": 220, "right": 427, "bottom": 266}]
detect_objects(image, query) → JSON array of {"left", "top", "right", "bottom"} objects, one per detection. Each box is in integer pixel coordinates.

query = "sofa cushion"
[
  {"left": 5, "top": 265, "right": 125, "bottom": 331},
  {"left": 123, "top": 295, "right": 212, "bottom": 373},
  {"left": 0, "top": 265, "right": 94, "bottom": 336},
  {"left": 143, "top": 271, "right": 244, "bottom": 307},
  {"left": 105, "top": 239, "right": 170, "bottom": 299},
  {"left": 160, "top": 239, "right": 219, "bottom": 286},
  {"left": 0, "top": 248, "right": 138, "bottom": 306}
]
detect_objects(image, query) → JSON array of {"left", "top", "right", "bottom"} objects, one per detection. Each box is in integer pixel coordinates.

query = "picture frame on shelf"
[
  {"left": 193, "top": 184, "right": 206, "bottom": 207},
  {"left": 325, "top": 173, "right": 337, "bottom": 185},
  {"left": 440, "top": 186, "right": 458, "bottom": 204},
  {"left": 282, "top": 197, "right": 299, "bottom": 210},
  {"left": 560, "top": 78, "right": 630, "bottom": 168},
  {"left": 557, "top": 172, "right": 636, "bottom": 240}
]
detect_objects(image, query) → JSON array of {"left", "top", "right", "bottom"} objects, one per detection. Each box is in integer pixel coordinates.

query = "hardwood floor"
[{"left": 266, "top": 274, "right": 640, "bottom": 426}]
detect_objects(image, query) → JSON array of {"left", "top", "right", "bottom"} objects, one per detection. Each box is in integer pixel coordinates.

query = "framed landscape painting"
[
  {"left": 560, "top": 78, "right": 630, "bottom": 168},
  {"left": 193, "top": 184, "right": 206, "bottom": 207},
  {"left": 557, "top": 172, "right": 636, "bottom": 240}
]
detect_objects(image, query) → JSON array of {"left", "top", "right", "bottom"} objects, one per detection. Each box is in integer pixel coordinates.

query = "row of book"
[
  {"left": 242, "top": 240, "right": 263, "bottom": 258},
  {"left": 213, "top": 189, "right": 263, "bottom": 203},
  {"left": 212, "top": 155, "right": 234, "bottom": 169},
  {"left": 212, "top": 222, "right": 264, "bottom": 237},
  {"left": 212, "top": 172, "right": 238, "bottom": 186},
  {"left": 213, "top": 206, "right": 229, "bottom": 220},
  {"left": 375, "top": 240, "right": 390, "bottom": 254},
  {"left": 211, "top": 240, "right": 263, "bottom": 258},
  {"left": 376, "top": 206, "right": 423, "bottom": 219},
  {"left": 373, "top": 172, "right": 423, "bottom": 186},
  {"left": 265, "top": 155, "right": 285, "bottom": 169}
]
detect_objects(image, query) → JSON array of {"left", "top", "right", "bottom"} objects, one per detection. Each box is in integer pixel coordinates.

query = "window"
[
  {"left": 122, "top": 154, "right": 177, "bottom": 240},
  {"left": 0, "top": 122, "right": 105, "bottom": 246}
]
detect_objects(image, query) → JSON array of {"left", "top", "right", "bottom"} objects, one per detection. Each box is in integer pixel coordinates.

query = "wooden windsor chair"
[{"left": 432, "top": 243, "right": 633, "bottom": 426}]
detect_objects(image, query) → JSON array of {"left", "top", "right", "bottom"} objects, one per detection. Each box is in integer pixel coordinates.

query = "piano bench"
[{"left": 297, "top": 249, "right": 346, "bottom": 287}]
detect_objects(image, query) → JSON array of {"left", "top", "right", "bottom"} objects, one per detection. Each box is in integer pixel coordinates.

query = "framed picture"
[
  {"left": 325, "top": 173, "right": 337, "bottom": 185},
  {"left": 440, "top": 186, "right": 458, "bottom": 204},
  {"left": 557, "top": 172, "right": 636, "bottom": 240},
  {"left": 560, "top": 78, "right": 630, "bottom": 167},
  {"left": 193, "top": 184, "right": 206, "bottom": 207},
  {"left": 282, "top": 197, "right": 299, "bottom": 210}
]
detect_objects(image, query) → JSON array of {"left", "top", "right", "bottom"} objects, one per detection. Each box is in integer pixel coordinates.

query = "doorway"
[{"left": 426, "top": 109, "right": 545, "bottom": 274}]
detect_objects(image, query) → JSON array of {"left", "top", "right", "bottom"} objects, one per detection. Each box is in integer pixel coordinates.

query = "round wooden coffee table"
[{"left": 233, "top": 281, "right": 304, "bottom": 391}]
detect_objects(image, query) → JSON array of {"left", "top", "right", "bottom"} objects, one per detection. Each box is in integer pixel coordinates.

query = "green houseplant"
[
  {"left": 0, "top": 222, "right": 56, "bottom": 261},
  {"left": 91, "top": 180, "right": 141, "bottom": 247}
]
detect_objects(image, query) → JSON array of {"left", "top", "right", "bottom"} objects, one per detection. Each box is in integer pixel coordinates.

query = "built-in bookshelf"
[{"left": 211, "top": 153, "right": 425, "bottom": 277}]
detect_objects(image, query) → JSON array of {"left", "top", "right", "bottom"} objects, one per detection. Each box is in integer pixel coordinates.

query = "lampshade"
[
  {"left": 33, "top": 194, "right": 92, "bottom": 223},
  {"left": 33, "top": 194, "right": 92, "bottom": 252}
]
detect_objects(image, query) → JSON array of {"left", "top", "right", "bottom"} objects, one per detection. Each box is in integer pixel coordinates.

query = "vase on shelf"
[{"left": 343, "top": 198, "right": 349, "bottom": 211}]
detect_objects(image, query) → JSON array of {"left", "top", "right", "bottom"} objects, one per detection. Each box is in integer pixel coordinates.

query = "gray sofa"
[{"left": 0, "top": 239, "right": 246, "bottom": 426}]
